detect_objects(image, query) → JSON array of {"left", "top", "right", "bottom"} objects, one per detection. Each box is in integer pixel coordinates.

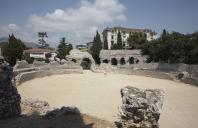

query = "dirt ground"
[{"left": 18, "top": 71, "right": 198, "bottom": 128}]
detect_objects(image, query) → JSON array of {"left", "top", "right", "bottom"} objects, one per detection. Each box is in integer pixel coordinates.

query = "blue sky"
[{"left": 0, "top": 0, "right": 198, "bottom": 47}]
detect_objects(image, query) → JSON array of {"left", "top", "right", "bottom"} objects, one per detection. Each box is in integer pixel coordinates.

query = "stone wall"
[
  {"left": 0, "top": 56, "right": 21, "bottom": 119},
  {"left": 100, "top": 50, "right": 146, "bottom": 66},
  {"left": 119, "top": 86, "right": 164, "bottom": 128},
  {"left": 66, "top": 49, "right": 95, "bottom": 69}
]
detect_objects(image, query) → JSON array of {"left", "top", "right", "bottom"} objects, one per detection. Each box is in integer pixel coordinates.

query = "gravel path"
[{"left": 18, "top": 71, "right": 198, "bottom": 128}]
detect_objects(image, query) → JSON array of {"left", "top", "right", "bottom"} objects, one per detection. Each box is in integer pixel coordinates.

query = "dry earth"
[{"left": 18, "top": 71, "right": 198, "bottom": 128}]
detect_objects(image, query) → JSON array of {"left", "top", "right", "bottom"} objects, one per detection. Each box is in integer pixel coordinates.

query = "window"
[{"left": 111, "top": 35, "right": 114, "bottom": 39}]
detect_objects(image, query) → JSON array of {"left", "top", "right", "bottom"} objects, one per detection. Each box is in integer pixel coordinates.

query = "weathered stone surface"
[
  {"left": 100, "top": 50, "right": 146, "bottom": 66},
  {"left": 0, "top": 56, "right": 21, "bottom": 119},
  {"left": 66, "top": 49, "right": 95, "bottom": 69},
  {"left": 21, "top": 97, "right": 53, "bottom": 115},
  {"left": 120, "top": 86, "right": 164, "bottom": 128},
  {"left": 14, "top": 60, "right": 33, "bottom": 70}
]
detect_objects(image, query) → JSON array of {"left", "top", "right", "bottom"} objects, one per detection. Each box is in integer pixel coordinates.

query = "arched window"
[
  {"left": 111, "top": 58, "right": 118, "bottom": 65},
  {"left": 129, "top": 57, "right": 134, "bottom": 64},
  {"left": 120, "top": 58, "right": 126, "bottom": 65},
  {"left": 81, "top": 58, "right": 91, "bottom": 70}
]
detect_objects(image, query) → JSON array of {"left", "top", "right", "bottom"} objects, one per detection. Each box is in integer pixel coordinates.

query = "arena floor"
[{"left": 18, "top": 71, "right": 198, "bottom": 128}]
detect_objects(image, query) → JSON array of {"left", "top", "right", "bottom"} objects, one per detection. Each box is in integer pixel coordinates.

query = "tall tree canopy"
[
  {"left": 112, "top": 31, "right": 123, "bottom": 49},
  {"left": 57, "top": 37, "right": 73, "bottom": 60},
  {"left": 141, "top": 30, "right": 198, "bottom": 64},
  {"left": 90, "top": 31, "right": 102, "bottom": 64},
  {"left": 127, "top": 32, "right": 147, "bottom": 49},
  {"left": 3, "top": 34, "right": 26, "bottom": 66},
  {"left": 38, "top": 32, "right": 49, "bottom": 48}
]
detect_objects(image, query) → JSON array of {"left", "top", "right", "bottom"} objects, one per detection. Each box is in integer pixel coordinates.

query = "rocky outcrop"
[
  {"left": 0, "top": 56, "right": 21, "bottom": 119},
  {"left": 119, "top": 86, "right": 164, "bottom": 128}
]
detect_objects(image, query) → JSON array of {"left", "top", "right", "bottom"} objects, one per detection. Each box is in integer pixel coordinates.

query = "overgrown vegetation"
[{"left": 141, "top": 29, "right": 198, "bottom": 64}]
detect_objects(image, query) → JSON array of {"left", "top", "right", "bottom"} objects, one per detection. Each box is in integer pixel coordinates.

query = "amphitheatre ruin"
[{"left": 1, "top": 49, "right": 198, "bottom": 128}]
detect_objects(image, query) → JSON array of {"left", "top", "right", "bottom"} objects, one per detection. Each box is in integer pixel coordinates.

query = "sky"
[{"left": 0, "top": 0, "right": 198, "bottom": 47}]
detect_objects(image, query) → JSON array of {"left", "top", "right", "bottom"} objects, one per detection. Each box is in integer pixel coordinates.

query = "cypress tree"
[
  {"left": 90, "top": 31, "right": 102, "bottom": 64},
  {"left": 116, "top": 31, "right": 123, "bottom": 49},
  {"left": 103, "top": 36, "right": 108, "bottom": 49}
]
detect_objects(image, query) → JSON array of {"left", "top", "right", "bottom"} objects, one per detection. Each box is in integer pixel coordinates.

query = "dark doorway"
[
  {"left": 81, "top": 58, "right": 91, "bottom": 70},
  {"left": 103, "top": 59, "right": 109, "bottom": 63},
  {"left": 129, "top": 57, "right": 134, "bottom": 64},
  {"left": 120, "top": 58, "right": 126, "bottom": 65},
  {"left": 111, "top": 58, "right": 118, "bottom": 65}
]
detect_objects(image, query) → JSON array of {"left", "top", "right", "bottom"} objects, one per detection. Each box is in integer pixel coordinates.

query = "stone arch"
[
  {"left": 111, "top": 58, "right": 118, "bottom": 65},
  {"left": 80, "top": 58, "right": 92, "bottom": 70},
  {"left": 120, "top": 57, "right": 126, "bottom": 65},
  {"left": 129, "top": 57, "right": 134, "bottom": 64},
  {"left": 103, "top": 59, "right": 109, "bottom": 64},
  {"left": 72, "top": 58, "right": 77, "bottom": 63}
]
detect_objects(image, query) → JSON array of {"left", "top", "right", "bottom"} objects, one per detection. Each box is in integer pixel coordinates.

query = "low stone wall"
[
  {"left": 0, "top": 56, "right": 21, "bottom": 119},
  {"left": 15, "top": 68, "right": 83, "bottom": 86}
]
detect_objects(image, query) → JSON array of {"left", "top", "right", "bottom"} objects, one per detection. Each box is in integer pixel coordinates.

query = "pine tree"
[
  {"left": 103, "top": 36, "right": 108, "bottom": 49},
  {"left": 90, "top": 31, "right": 102, "bottom": 64}
]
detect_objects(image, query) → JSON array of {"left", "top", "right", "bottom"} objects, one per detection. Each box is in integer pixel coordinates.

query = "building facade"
[
  {"left": 23, "top": 48, "right": 57, "bottom": 60},
  {"left": 102, "top": 27, "right": 157, "bottom": 49}
]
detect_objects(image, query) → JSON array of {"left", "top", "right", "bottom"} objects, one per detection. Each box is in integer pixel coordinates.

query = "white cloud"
[
  {"left": 8, "top": 23, "right": 19, "bottom": 31},
  {"left": 0, "top": 0, "right": 126, "bottom": 47},
  {"left": 27, "top": 0, "right": 126, "bottom": 45}
]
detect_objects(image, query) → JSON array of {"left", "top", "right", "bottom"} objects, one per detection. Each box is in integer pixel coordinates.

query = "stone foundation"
[
  {"left": 119, "top": 86, "right": 164, "bottom": 128},
  {"left": 0, "top": 56, "right": 21, "bottom": 119}
]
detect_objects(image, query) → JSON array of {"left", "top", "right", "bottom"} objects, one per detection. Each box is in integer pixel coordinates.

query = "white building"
[
  {"left": 102, "top": 27, "right": 157, "bottom": 49},
  {"left": 23, "top": 48, "right": 57, "bottom": 60}
]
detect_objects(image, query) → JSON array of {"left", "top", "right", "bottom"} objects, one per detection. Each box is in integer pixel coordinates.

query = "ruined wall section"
[{"left": 0, "top": 56, "right": 21, "bottom": 119}]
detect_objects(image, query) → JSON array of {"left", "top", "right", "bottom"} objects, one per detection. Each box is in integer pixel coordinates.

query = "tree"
[
  {"left": 57, "top": 37, "right": 73, "bottom": 60},
  {"left": 141, "top": 30, "right": 198, "bottom": 64},
  {"left": 3, "top": 34, "right": 26, "bottom": 66},
  {"left": 127, "top": 32, "right": 147, "bottom": 49},
  {"left": 103, "top": 36, "right": 108, "bottom": 49},
  {"left": 112, "top": 31, "right": 123, "bottom": 49},
  {"left": 90, "top": 31, "right": 102, "bottom": 64},
  {"left": 38, "top": 32, "right": 49, "bottom": 48},
  {"left": 117, "top": 30, "right": 123, "bottom": 49}
]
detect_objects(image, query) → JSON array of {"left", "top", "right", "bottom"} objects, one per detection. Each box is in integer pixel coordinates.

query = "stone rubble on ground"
[
  {"left": 21, "top": 97, "right": 54, "bottom": 115},
  {"left": 0, "top": 56, "right": 21, "bottom": 119},
  {"left": 120, "top": 86, "right": 165, "bottom": 128}
]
